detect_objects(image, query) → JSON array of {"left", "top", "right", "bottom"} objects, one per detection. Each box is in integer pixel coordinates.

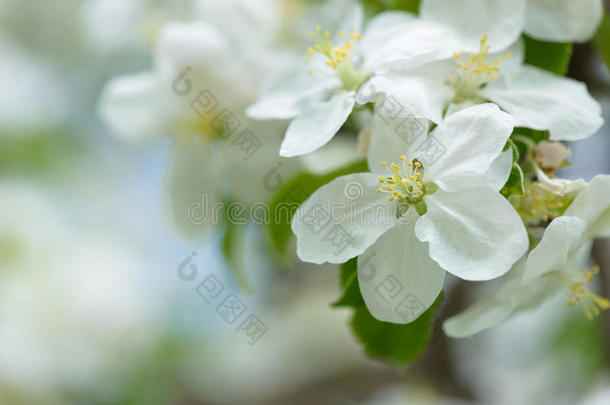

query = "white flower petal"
[
  {"left": 443, "top": 277, "right": 522, "bottom": 338},
  {"left": 483, "top": 65, "right": 603, "bottom": 141},
  {"left": 565, "top": 175, "right": 610, "bottom": 239},
  {"left": 297, "top": 0, "right": 363, "bottom": 43},
  {"left": 524, "top": 0, "right": 603, "bottom": 42},
  {"left": 524, "top": 216, "right": 587, "bottom": 281},
  {"left": 280, "top": 91, "right": 355, "bottom": 157},
  {"left": 193, "top": 0, "right": 280, "bottom": 50},
  {"left": 300, "top": 136, "right": 360, "bottom": 175},
  {"left": 365, "top": 102, "right": 431, "bottom": 175},
  {"left": 156, "top": 21, "right": 263, "bottom": 106},
  {"left": 247, "top": 61, "right": 339, "bottom": 120},
  {"left": 416, "top": 187, "right": 528, "bottom": 280},
  {"left": 421, "top": 104, "right": 515, "bottom": 192},
  {"left": 420, "top": 0, "right": 525, "bottom": 53},
  {"left": 495, "top": 37, "right": 525, "bottom": 77},
  {"left": 333, "top": 0, "right": 364, "bottom": 39},
  {"left": 443, "top": 259, "right": 558, "bottom": 337},
  {"left": 359, "top": 11, "right": 418, "bottom": 52},
  {"left": 358, "top": 211, "right": 445, "bottom": 323},
  {"left": 156, "top": 21, "right": 229, "bottom": 76},
  {"left": 292, "top": 173, "right": 397, "bottom": 264},
  {"left": 98, "top": 72, "right": 173, "bottom": 143},
  {"left": 460, "top": 149, "right": 514, "bottom": 191},
  {"left": 162, "top": 140, "right": 219, "bottom": 239},
  {"left": 361, "top": 13, "right": 453, "bottom": 73},
  {"left": 535, "top": 165, "right": 587, "bottom": 196},
  {"left": 356, "top": 73, "right": 452, "bottom": 124}
]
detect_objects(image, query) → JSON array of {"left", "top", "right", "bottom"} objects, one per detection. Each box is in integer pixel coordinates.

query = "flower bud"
[{"left": 533, "top": 141, "right": 570, "bottom": 172}]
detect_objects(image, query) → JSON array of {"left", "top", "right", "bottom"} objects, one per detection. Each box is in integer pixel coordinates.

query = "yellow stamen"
[
  {"left": 565, "top": 267, "right": 610, "bottom": 321},
  {"left": 452, "top": 34, "right": 511, "bottom": 102},
  {"left": 305, "top": 25, "right": 361, "bottom": 70},
  {"left": 377, "top": 159, "right": 427, "bottom": 202}
]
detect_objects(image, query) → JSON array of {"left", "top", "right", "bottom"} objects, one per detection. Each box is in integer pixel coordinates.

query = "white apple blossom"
[
  {"left": 359, "top": 35, "right": 603, "bottom": 142},
  {"left": 99, "top": 12, "right": 298, "bottom": 239},
  {"left": 247, "top": 2, "right": 452, "bottom": 157},
  {"left": 420, "top": 0, "right": 603, "bottom": 45},
  {"left": 292, "top": 104, "right": 528, "bottom": 322},
  {"left": 444, "top": 175, "right": 610, "bottom": 337}
]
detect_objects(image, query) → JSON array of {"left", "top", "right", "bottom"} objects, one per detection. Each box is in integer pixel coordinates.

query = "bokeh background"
[{"left": 1, "top": 1, "right": 609, "bottom": 404}]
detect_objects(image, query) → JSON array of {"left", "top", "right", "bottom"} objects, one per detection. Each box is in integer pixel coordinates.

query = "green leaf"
[
  {"left": 332, "top": 258, "right": 365, "bottom": 307},
  {"left": 523, "top": 35, "right": 573, "bottom": 76},
  {"left": 504, "top": 138, "right": 520, "bottom": 162},
  {"left": 414, "top": 200, "right": 428, "bottom": 216},
  {"left": 350, "top": 293, "right": 443, "bottom": 366},
  {"left": 362, "top": 0, "right": 420, "bottom": 14},
  {"left": 500, "top": 138, "right": 525, "bottom": 197},
  {"left": 513, "top": 127, "right": 550, "bottom": 144},
  {"left": 267, "top": 160, "right": 368, "bottom": 263},
  {"left": 221, "top": 210, "right": 252, "bottom": 292},
  {"left": 502, "top": 162, "right": 525, "bottom": 197},
  {"left": 594, "top": 12, "right": 610, "bottom": 71}
]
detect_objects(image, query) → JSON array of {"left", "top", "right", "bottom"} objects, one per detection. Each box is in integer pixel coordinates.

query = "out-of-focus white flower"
[
  {"left": 292, "top": 104, "right": 528, "bottom": 322},
  {"left": 99, "top": 5, "right": 299, "bottom": 239},
  {"left": 360, "top": 36, "right": 603, "bottom": 142},
  {"left": 247, "top": 2, "right": 451, "bottom": 157},
  {"left": 444, "top": 175, "right": 610, "bottom": 337},
  {"left": 420, "top": 0, "right": 603, "bottom": 45}
]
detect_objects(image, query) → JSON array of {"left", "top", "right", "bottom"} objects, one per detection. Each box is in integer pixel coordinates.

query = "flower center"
[
  {"left": 565, "top": 266, "right": 610, "bottom": 321},
  {"left": 377, "top": 157, "right": 438, "bottom": 215},
  {"left": 174, "top": 112, "right": 228, "bottom": 143},
  {"left": 450, "top": 34, "right": 510, "bottom": 103},
  {"left": 306, "top": 26, "right": 366, "bottom": 91},
  {"left": 510, "top": 181, "right": 573, "bottom": 226}
]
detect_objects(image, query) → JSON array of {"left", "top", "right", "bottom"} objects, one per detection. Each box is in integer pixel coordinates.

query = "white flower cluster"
[{"left": 99, "top": 0, "right": 609, "bottom": 334}]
